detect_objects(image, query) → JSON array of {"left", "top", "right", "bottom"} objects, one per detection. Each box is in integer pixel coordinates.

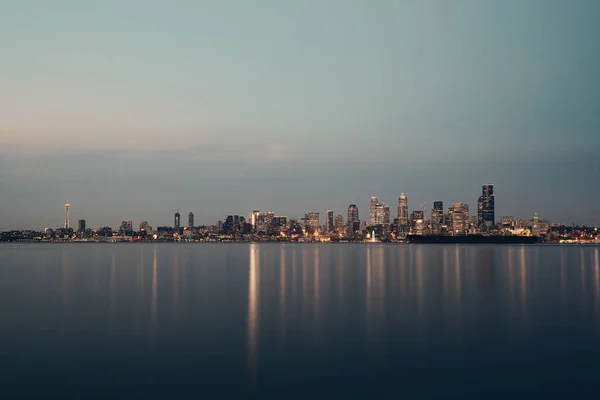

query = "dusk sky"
[{"left": 1, "top": 0, "right": 599, "bottom": 230}]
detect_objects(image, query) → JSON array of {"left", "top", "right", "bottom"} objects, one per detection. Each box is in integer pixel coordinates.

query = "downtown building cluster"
[{"left": 3, "top": 183, "right": 599, "bottom": 244}]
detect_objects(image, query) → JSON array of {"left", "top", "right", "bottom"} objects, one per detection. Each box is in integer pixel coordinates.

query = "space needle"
[{"left": 64, "top": 201, "right": 71, "bottom": 229}]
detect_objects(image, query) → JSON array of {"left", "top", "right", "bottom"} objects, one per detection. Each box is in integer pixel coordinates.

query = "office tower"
[
  {"left": 532, "top": 214, "right": 540, "bottom": 236},
  {"left": 120, "top": 220, "right": 133, "bottom": 235},
  {"left": 478, "top": 183, "right": 495, "bottom": 228},
  {"left": 446, "top": 207, "right": 454, "bottom": 232},
  {"left": 139, "top": 220, "right": 152, "bottom": 232},
  {"left": 347, "top": 204, "right": 359, "bottom": 232},
  {"left": 224, "top": 215, "right": 243, "bottom": 234},
  {"left": 188, "top": 212, "right": 194, "bottom": 228},
  {"left": 410, "top": 210, "right": 424, "bottom": 232},
  {"left": 452, "top": 202, "right": 469, "bottom": 235},
  {"left": 432, "top": 201, "right": 444, "bottom": 233},
  {"left": 272, "top": 216, "right": 287, "bottom": 234},
  {"left": 334, "top": 214, "right": 345, "bottom": 231},
  {"left": 369, "top": 197, "right": 378, "bottom": 226},
  {"left": 382, "top": 205, "right": 390, "bottom": 225},
  {"left": 64, "top": 201, "right": 71, "bottom": 229},
  {"left": 256, "top": 213, "right": 268, "bottom": 234},
  {"left": 306, "top": 212, "right": 320, "bottom": 231},
  {"left": 251, "top": 210, "right": 260, "bottom": 231},
  {"left": 397, "top": 193, "right": 408, "bottom": 226},
  {"left": 174, "top": 211, "right": 181, "bottom": 229},
  {"left": 77, "top": 219, "right": 86, "bottom": 233},
  {"left": 325, "top": 209, "right": 334, "bottom": 233},
  {"left": 431, "top": 201, "right": 444, "bottom": 234}
]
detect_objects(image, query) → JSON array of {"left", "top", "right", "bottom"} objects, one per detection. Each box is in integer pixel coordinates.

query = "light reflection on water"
[{"left": 2, "top": 243, "right": 600, "bottom": 395}]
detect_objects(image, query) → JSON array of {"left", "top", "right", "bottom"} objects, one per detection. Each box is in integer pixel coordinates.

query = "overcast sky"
[{"left": 1, "top": 0, "right": 599, "bottom": 230}]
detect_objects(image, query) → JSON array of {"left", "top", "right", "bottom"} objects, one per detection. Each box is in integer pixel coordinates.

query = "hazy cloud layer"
[{"left": 1, "top": 0, "right": 599, "bottom": 229}]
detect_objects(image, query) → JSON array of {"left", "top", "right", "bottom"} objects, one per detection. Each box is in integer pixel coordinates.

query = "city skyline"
[
  {"left": 6, "top": 182, "right": 593, "bottom": 232},
  {"left": 1, "top": 1, "right": 599, "bottom": 229}
]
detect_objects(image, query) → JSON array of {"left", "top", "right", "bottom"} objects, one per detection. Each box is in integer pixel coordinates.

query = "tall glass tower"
[{"left": 478, "top": 184, "right": 495, "bottom": 227}]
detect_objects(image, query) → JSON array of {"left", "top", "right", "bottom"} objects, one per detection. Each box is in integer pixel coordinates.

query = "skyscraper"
[
  {"left": 334, "top": 214, "right": 345, "bottom": 232},
  {"left": 325, "top": 209, "right": 334, "bottom": 233},
  {"left": 188, "top": 212, "right": 194, "bottom": 228},
  {"left": 382, "top": 205, "right": 390, "bottom": 225},
  {"left": 139, "top": 220, "right": 152, "bottom": 233},
  {"left": 452, "top": 202, "right": 469, "bottom": 235},
  {"left": 397, "top": 193, "right": 408, "bottom": 226},
  {"left": 78, "top": 219, "right": 86, "bottom": 233},
  {"left": 174, "top": 211, "right": 181, "bottom": 229},
  {"left": 432, "top": 201, "right": 444, "bottom": 233},
  {"left": 306, "top": 212, "right": 320, "bottom": 231},
  {"left": 410, "top": 210, "right": 424, "bottom": 232},
  {"left": 369, "top": 197, "right": 378, "bottom": 226},
  {"left": 478, "top": 183, "right": 495, "bottom": 228},
  {"left": 251, "top": 210, "right": 260, "bottom": 232},
  {"left": 347, "top": 204, "right": 359, "bottom": 232}
]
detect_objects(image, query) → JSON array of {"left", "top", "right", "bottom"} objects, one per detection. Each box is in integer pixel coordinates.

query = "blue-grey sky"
[{"left": 1, "top": 0, "right": 599, "bottom": 230}]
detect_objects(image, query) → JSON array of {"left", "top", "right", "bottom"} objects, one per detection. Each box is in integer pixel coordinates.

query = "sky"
[{"left": 1, "top": 0, "right": 599, "bottom": 230}]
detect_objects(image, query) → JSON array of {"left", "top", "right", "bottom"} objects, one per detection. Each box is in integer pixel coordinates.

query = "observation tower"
[{"left": 64, "top": 201, "right": 71, "bottom": 229}]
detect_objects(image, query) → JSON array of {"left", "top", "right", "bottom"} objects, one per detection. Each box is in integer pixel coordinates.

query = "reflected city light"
[
  {"left": 110, "top": 252, "right": 117, "bottom": 313},
  {"left": 519, "top": 246, "right": 528, "bottom": 318},
  {"left": 594, "top": 248, "right": 600, "bottom": 317},
  {"left": 173, "top": 248, "right": 180, "bottom": 309},
  {"left": 313, "top": 246, "right": 320, "bottom": 319},
  {"left": 455, "top": 246, "right": 462, "bottom": 300},
  {"left": 580, "top": 248, "right": 586, "bottom": 294},
  {"left": 61, "top": 246, "right": 70, "bottom": 306},
  {"left": 280, "top": 246, "right": 286, "bottom": 326},
  {"left": 247, "top": 244, "right": 260, "bottom": 375},
  {"left": 151, "top": 247, "right": 158, "bottom": 328}
]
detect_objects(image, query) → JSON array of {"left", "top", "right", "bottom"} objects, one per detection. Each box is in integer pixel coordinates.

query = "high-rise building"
[
  {"left": 397, "top": 193, "right": 408, "bottom": 226},
  {"left": 272, "top": 216, "right": 287, "bottom": 234},
  {"left": 347, "top": 204, "right": 359, "bottom": 232},
  {"left": 120, "top": 220, "right": 133, "bottom": 235},
  {"left": 306, "top": 212, "right": 320, "bottom": 231},
  {"left": 382, "top": 205, "right": 390, "bottom": 225},
  {"left": 188, "top": 212, "right": 194, "bottom": 228},
  {"left": 452, "top": 202, "right": 469, "bottom": 235},
  {"left": 410, "top": 210, "right": 424, "bottom": 232},
  {"left": 369, "top": 197, "right": 378, "bottom": 226},
  {"left": 432, "top": 201, "right": 444, "bottom": 233},
  {"left": 446, "top": 207, "right": 454, "bottom": 232},
  {"left": 174, "top": 211, "right": 181, "bottom": 229},
  {"left": 251, "top": 210, "right": 260, "bottom": 232},
  {"left": 478, "top": 184, "right": 495, "bottom": 228},
  {"left": 325, "top": 209, "right": 334, "bottom": 233},
  {"left": 139, "top": 220, "right": 152, "bottom": 233},
  {"left": 532, "top": 213, "right": 540, "bottom": 236},
  {"left": 334, "top": 214, "right": 345, "bottom": 232},
  {"left": 77, "top": 219, "right": 86, "bottom": 233}
]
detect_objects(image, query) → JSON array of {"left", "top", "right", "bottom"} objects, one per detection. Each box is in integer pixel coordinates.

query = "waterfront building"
[
  {"left": 452, "top": 202, "right": 469, "bottom": 235},
  {"left": 174, "top": 211, "right": 181, "bottom": 229},
  {"left": 478, "top": 184, "right": 495, "bottom": 228},
  {"left": 325, "top": 209, "right": 334, "bottom": 233},
  {"left": 432, "top": 201, "right": 444, "bottom": 233},
  {"left": 334, "top": 214, "right": 345, "bottom": 232},
  {"left": 410, "top": 210, "right": 424, "bottom": 232},
  {"left": 347, "top": 204, "right": 359, "bottom": 232},
  {"left": 397, "top": 193, "right": 408, "bottom": 226},
  {"left": 369, "top": 197, "right": 378, "bottom": 226}
]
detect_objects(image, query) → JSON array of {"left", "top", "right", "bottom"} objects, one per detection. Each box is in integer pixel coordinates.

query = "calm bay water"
[{"left": 1, "top": 243, "right": 600, "bottom": 397}]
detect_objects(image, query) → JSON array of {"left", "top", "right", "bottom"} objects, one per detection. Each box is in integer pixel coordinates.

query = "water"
[{"left": 1, "top": 243, "right": 599, "bottom": 397}]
